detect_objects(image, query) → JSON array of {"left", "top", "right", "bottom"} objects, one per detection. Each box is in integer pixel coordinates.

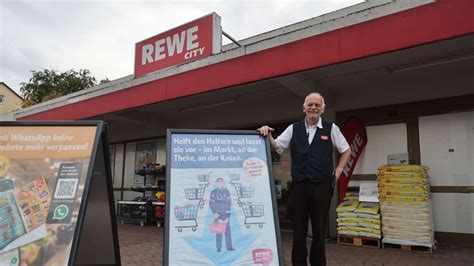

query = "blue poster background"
[{"left": 168, "top": 133, "right": 279, "bottom": 266}]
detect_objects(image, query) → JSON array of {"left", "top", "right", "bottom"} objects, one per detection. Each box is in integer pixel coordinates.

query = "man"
[
  {"left": 209, "top": 177, "right": 234, "bottom": 252},
  {"left": 259, "top": 92, "right": 351, "bottom": 265}
]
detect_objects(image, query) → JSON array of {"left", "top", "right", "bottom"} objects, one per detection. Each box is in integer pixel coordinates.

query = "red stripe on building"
[{"left": 19, "top": 0, "right": 474, "bottom": 121}]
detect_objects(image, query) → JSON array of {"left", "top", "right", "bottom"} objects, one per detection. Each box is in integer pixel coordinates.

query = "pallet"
[
  {"left": 337, "top": 234, "right": 381, "bottom": 249},
  {"left": 382, "top": 242, "right": 433, "bottom": 254}
]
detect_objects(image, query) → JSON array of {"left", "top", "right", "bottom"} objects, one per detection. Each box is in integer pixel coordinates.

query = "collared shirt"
[{"left": 275, "top": 117, "right": 350, "bottom": 154}]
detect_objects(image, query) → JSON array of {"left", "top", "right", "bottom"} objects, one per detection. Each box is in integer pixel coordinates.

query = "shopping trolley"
[
  {"left": 185, "top": 187, "right": 207, "bottom": 208},
  {"left": 197, "top": 172, "right": 212, "bottom": 184},
  {"left": 174, "top": 204, "right": 199, "bottom": 232},
  {"left": 226, "top": 171, "right": 241, "bottom": 183},
  {"left": 241, "top": 202, "right": 265, "bottom": 228},
  {"left": 232, "top": 182, "right": 255, "bottom": 206}
]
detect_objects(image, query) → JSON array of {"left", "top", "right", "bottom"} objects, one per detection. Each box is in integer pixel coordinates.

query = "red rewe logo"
[
  {"left": 134, "top": 13, "right": 221, "bottom": 77},
  {"left": 252, "top": 249, "right": 273, "bottom": 265}
]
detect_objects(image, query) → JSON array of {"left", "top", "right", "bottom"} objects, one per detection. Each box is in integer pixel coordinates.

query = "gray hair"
[{"left": 303, "top": 92, "right": 325, "bottom": 107}]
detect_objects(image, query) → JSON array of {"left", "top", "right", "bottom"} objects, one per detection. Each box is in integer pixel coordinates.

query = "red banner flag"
[{"left": 338, "top": 117, "right": 368, "bottom": 202}]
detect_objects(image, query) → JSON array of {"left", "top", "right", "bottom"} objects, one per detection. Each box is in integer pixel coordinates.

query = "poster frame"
[
  {"left": 0, "top": 120, "right": 121, "bottom": 265},
  {"left": 164, "top": 128, "right": 283, "bottom": 266}
]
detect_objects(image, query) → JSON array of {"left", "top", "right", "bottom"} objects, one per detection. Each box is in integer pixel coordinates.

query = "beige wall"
[{"left": 0, "top": 83, "right": 23, "bottom": 114}]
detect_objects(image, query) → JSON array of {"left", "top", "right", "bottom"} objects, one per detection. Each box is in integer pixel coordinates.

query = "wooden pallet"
[
  {"left": 382, "top": 242, "right": 433, "bottom": 254},
  {"left": 337, "top": 234, "right": 381, "bottom": 248}
]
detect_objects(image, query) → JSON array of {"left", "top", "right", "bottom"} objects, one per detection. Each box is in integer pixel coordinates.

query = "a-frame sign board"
[{"left": 0, "top": 121, "right": 120, "bottom": 265}]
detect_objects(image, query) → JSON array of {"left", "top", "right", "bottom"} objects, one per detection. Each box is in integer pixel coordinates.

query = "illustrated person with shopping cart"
[{"left": 209, "top": 177, "right": 234, "bottom": 252}]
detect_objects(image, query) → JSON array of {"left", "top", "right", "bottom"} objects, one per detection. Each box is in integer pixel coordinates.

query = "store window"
[{"left": 123, "top": 140, "right": 157, "bottom": 189}]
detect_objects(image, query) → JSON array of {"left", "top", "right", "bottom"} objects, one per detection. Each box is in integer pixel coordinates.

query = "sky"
[{"left": 0, "top": 0, "right": 364, "bottom": 96}]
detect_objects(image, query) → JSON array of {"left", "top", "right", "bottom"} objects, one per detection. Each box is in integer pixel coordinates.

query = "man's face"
[
  {"left": 217, "top": 179, "right": 224, "bottom": 188},
  {"left": 303, "top": 93, "right": 324, "bottom": 121}
]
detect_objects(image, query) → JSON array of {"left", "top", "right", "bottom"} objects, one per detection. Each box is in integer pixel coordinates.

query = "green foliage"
[{"left": 20, "top": 69, "right": 102, "bottom": 107}]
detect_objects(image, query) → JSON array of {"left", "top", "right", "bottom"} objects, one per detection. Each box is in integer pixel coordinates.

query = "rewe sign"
[
  {"left": 338, "top": 117, "right": 368, "bottom": 202},
  {"left": 134, "top": 13, "right": 222, "bottom": 77}
]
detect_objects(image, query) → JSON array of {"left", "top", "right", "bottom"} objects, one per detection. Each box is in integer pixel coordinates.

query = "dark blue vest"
[{"left": 290, "top": 119, "right": 334, "bottom": 182}]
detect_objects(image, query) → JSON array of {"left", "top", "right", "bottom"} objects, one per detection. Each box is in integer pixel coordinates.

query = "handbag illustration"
[{"left": 209, "top": 222, "right": 227, "bottom": 234}]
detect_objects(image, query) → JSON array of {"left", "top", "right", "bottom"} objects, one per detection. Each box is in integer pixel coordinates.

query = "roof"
[
  {"left": 14, "top": 0, "right": 474, "bottom": 120},
  {"left": 0, "top": 82, "right": 24, "bottom": 100}
]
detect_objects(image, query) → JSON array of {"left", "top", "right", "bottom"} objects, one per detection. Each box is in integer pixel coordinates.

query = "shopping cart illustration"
[
  {"left": 241, "top": 202, "right": 265, "bottom": 228},
  {"left": 197, "top": 172, "right": 212, "bottom": 185},
  {"left": 232, "top": 182, "right": 254, "bottom": 207},
  {"left": 174, "top": 204, "right": 199, "bottom": 232},
  {"left": 227, "top": 171, "right": 241, "bottom": 183},
  {"left": 185, "top": 187, "right": 207, "bottom": 208}
]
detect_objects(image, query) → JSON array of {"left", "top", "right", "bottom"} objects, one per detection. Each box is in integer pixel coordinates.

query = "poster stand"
[
  {"left": 0, "top": 121, "right": 120, "bottom": 265},
  {"left": 164, "top": 129, "right": 283, "bottom": 266}
]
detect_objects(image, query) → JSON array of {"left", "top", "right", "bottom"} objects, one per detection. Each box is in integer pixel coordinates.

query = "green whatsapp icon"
[{"left": 53, "top": 204, "right": 69, "bottom": 220}]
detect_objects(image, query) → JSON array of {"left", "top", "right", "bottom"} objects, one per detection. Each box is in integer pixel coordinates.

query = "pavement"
[{"left": 117, "top": 222, "right": 474, "bottom": 266}]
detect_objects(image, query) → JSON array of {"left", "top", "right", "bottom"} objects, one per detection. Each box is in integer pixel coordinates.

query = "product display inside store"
[{"left": 117, "top": 163, "right": 166, "bottom": 227}]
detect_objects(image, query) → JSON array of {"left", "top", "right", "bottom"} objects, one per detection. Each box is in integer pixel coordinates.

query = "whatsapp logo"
[{"left": 53, "top": 205, "right": 69, "bottom": 220}]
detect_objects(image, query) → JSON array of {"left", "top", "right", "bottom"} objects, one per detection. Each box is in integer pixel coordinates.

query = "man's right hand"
[{"left": 257, "top": 125, "right": 275, "bottom": 136}]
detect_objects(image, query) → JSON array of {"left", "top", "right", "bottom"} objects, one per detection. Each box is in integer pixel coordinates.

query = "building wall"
[
  {"left": 419, "top": 111, "right": 474, "bottom": 234},
  {"left": 340, "top": 97, "right": 474, "bottom": 235},
  {"left": 0, "top": 83, "right": 23, "bottom": 114}
]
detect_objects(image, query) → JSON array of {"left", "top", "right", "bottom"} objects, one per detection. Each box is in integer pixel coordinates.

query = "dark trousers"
[
  {"left": 289, "top": 179, "right": 333, "bottom": 266},
  {"left": 214, "top": 218, "right": 232, "bottom": 251}
]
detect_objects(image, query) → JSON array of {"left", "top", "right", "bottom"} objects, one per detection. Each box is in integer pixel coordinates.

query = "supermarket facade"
[{"left": 12, "top": 0, "right": 474, "bottom": 238}]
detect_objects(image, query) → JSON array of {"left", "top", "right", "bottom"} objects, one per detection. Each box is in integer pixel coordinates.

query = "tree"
[{"left": 20, "top": 69, "right": 106, "bottom": 107}]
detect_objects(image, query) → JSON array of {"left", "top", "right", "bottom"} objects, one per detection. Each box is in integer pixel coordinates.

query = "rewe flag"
[{"left": 338, "top": 117, "right": 367, "bottom": 202}]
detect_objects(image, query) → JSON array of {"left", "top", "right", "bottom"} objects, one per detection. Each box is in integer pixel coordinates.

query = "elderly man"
[{"left": 259, "top": 92, "right": 351, "bottom": 266}]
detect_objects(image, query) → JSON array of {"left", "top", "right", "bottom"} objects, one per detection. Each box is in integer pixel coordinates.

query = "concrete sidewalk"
[{"left": 117, "top": 223, "right": 473, "bottom": 265}]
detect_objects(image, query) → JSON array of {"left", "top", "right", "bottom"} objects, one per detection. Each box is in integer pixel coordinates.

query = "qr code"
[{"left": 54, "top": 179, "right": 79, "bottom": 199}]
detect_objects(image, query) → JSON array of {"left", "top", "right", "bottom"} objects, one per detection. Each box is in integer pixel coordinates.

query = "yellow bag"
[
  {"left": 356, "top": 213, "right": 380, "bottom": 219},
  {"left": 380, "top": 195, "right": 428, "bottom": 203},
  {"left": 379, "top": 183, "right": 427, "bottom": 191},
  {"left": 338, "top": 226, "right": 381, "bottom": 238},
  {"left": 378, "top": 177, "right": 426, "bottom": 185},
  {"left": 354, "top": 218, "right": 380, "bottom": 225},
  {"left": 355, "top": 218, "right": 381, "bottom": 229},
  {"left": 378, "top": 164, "right": 429, "bottom": 173},
  {"left": 336, "top": 200, "right": 359, "bottom": 213},
  {"left": 337, "top": 228, "right": 359, "bottom": 237},
  {"left": 337, "top": 212, "right": 358, "bottom": 218},
  {"left": 381, "top": 205, "right": 430, "bottom": 214},
  {"left": 336, "top": 218, "right": 358, "bottom": 227},
  {"left": 382, "top": 212, "right": 431, "bottom": 220},
  {"left": 379, "top": 190, "right": 428, "bottom": 197},
  {"left": 383, "top": 235, "right": 433, "bottom": 244},
  {"left": 378, "top": 171, "right": 426, "bottom": 179},
  {"left": 343, "top": 195, "right": 359, "bottom": 201},
  {"left": 382, "top": 217, "right": 432, "bottom": 227},
  {"left": 381, "top": 202, "right": 430, "bottom": 209},
  {"left": 345, "top": 192, "right": 359, "bottom": 197},
  {"left": 382, "top": 228, "right": 433, "bottom": 238},
  {"left": 354, "top": 202, "right": 379, "bottom": 214},
  {"left": 340, "top": 226, "right": 381, "bottom": 235}
]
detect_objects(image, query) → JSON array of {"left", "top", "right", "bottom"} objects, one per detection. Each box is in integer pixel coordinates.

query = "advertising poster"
[
  {"left": 0, "top": 124, "right": 97, "bottom": 265},
  {"left": 134, "top": 141, "right": 156, "bottom": 187},
  {"left": 165, "top": 130, "right": 283, "bottom": 266}
]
